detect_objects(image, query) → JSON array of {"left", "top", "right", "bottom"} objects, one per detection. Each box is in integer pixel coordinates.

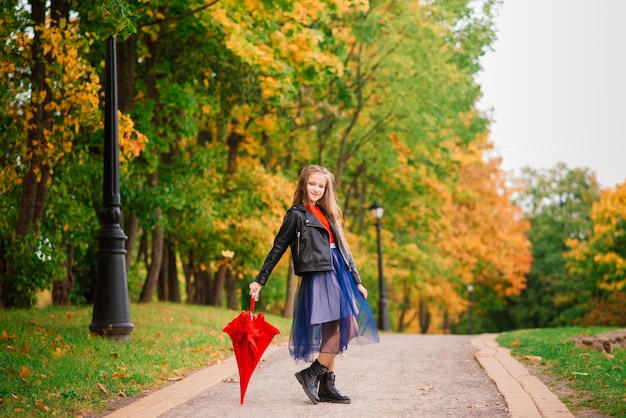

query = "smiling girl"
[{"left": 249, "top": 165, "right": 379, "bottom": 405}]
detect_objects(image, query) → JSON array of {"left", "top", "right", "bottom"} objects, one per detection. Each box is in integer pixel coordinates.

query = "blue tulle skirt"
[{"left": 289, "top": 248, "right": 380, "bottom": 363}]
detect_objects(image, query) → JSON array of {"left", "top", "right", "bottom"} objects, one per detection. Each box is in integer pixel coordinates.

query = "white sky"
[{"left": 476, "top": 0, "right": 626, "bottom": 189}]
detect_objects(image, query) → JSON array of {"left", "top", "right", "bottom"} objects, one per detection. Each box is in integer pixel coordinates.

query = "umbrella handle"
[{"left": 250, "top": 294, "right": 258, "bottom": 313}]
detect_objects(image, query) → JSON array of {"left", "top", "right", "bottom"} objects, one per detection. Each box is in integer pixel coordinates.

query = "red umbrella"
[{"left": 223, "top": 296, "right": 280, "bottom": 404}]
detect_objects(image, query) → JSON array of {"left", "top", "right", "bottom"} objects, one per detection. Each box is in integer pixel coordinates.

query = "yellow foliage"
[
  {"left": 566, "top": 181, "right": 626, "bottom": 293},
  {"left": 118, "top": 111, "right": 148, "bottom": 161}
]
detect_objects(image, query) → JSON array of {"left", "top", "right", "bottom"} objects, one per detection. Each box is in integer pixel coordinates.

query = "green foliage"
[
  {"left": 85, "top": 0, "right": 140, "bottom": 40},
  {"left": 2, "top": 232, "right": 66, "bottom": 307},
  {"left": 505, "top": 163, "right": 601, "bottom": 328},
  {"left": 497, "top": 327, "right": 625, "bottom": 416},
  {"left": 0, "top": 303, "right": 291, "bottom": 416}
]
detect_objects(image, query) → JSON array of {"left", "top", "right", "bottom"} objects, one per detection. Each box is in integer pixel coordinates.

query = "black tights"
[{"left": 319, "top": 316, "right": 358, "bottom": 354}]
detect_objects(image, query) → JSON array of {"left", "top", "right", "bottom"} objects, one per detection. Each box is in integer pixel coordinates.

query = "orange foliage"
[{"left": 435, "top": 131, "right": 532, "bottom": 299}]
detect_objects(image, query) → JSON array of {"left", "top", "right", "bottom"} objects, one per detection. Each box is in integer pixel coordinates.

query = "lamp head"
[{"left": 369, "top": 201, "right": 384, "bottom": 219}]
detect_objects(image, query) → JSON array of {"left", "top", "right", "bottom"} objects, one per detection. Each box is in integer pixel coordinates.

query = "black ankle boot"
[
  {"left": 295, "top": 359, "right": 328, "bottom": 404},
  {"left": 318, "top": 371, "right": 351, "bottom": 404}
]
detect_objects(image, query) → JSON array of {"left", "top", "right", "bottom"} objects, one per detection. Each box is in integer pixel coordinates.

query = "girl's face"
[{"left": 305, "top": 172, "right": 327, "bottom": 205}]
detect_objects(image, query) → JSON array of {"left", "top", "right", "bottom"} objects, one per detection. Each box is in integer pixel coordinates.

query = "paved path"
[{"left": 105, "top": 334, "right": 573, "bottom": 418}]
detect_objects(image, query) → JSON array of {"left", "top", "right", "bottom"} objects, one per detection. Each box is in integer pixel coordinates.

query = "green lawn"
[
  {"left": 0, "top": 303, "right": 292, "bottom": 417},
  {"left": 497, "top": 327, "right": 625, "bottom": 417}
]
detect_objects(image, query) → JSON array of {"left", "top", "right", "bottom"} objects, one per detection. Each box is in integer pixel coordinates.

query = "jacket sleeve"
[{"left": 255, "top": 209, "right": 297, "bottom": 285}]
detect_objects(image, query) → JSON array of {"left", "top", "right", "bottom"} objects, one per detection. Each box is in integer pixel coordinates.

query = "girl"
[{"left": 249, "top": 165, "right": 379, "bottom": 404}]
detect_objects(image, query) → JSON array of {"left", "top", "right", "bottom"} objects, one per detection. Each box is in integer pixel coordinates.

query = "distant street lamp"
[
  {"left": 369, "top": 201, "right": 390, "bottom": 332},
  {"left": 89, "top": 37, "right": 134, "bottom": 341},
  {"left": 467, "top": 283, "right": 474, "bottom": 335}
]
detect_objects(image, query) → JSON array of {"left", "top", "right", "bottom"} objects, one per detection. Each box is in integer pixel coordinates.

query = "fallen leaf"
[
  {"left": 419, "top": 386, "right": 434, "bottom": 391},
  {"left": 97, "top": 383, "right": 108, "bottom": 394},
  {"left": 118, "top": 391, "right": 127, "bottom": 397},
  {"left": 52, "top": 347, "right": 67, "bottom": 357},
  {"left": 167, "top": 376, "right": 184, "bottom": 381},
  {"left": 19, "top": 366, "right": 31, "bottom": 378},
  {"left": 521, "top": 355, "right": 542, "bottom": 362},
  {"left": 469, "top": 403, "right": 494, "bottom": 409},
  {"left": 35, "top": 400, "right": 49, "bottom": 411},
  {"left": 112, "top": 371, "right": 127, "bottom": 380},
  {"left": 1, "top": 330, "right": 15, "bottom": 340}
]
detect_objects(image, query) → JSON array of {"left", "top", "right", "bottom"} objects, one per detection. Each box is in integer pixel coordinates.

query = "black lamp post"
[
  {"left": 89, "top": 37, "right": 134, "bottom": 340},
  {"left": 369, "top": 201, "right": 390, "bottom": 332},
  {"left": 467, "top": 283, "right": 474, "bottom": 335}
]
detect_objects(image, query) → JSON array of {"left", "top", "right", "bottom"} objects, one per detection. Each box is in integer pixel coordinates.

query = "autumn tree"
[
  {"left": 506, "top": 163, "right": 601, "bottom": 328},
  {"left": 564, "top": 181, "right": 626, "bottom": 325},
  {"left": 0, "top": 0, "right": 531, "bottom": 336},
  {"left": 430, "top": 131, "right": 532, "bottom": 333},
  {"left": 0, "top": 0, "right": 146, "bottom": 308}
]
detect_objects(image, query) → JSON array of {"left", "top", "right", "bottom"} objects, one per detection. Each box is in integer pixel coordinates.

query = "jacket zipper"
[{"left": 297, "top": 231, "right": 301, "bottom": 256}]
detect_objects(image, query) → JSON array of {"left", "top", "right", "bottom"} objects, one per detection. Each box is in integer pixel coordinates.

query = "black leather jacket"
[{"left": 255, "top": 204, "right": 362, "bottom": 286}]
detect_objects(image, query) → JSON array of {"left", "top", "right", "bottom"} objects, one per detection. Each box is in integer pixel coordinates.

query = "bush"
[{"left": 580, "top": 291, "right": 626, "bottom": 326}]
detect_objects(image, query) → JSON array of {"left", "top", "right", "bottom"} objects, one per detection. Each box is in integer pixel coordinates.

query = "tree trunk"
[
  {"left": 124, "top": 213, "right": 139, "bottom": 274},
  {"left": 157, "top": 237, "right": 169, "bottom": 302},
  {"left": 226, "top": 119, "right": 243, "bottom": 174},
  {"left": 397, "top": 289, "right": 410, "bottom": 333},
  {"left": 283, "top": 258, "right": 296, "bottom": 318},
  {"left": 224, "top": 266, "right": 238, "bottom": 310},
  {"left": 3, "top": 0, "right": 59, "bottom": 308},
  {"left": 52, "top": 244, "right": 75, "bottom": 306},
  {"left": 419, "top": 299, "right": 431, "bottom": 334},
  {"left": 0, "top": 238, "right": 7, "bottom": 309},
  {"left": 139, "top": 205, "right": 164, "bottom": 303},
  {"left": 213, "top": 264, "right": 227, "bottom": 307},
  {"left": 167, "top": 239, "right": 180, "bottom": 302},
  {"left": 183, "top": 250, "right": 194, "bottom": 304},
  {"left": 116, "top": 36, "right": 137, "bottom": 113},
  {"left": 194, "top": 269, "right": 212, "bottom": 305},
  {"left": 16, "top": 0, "right": 53, "bottom": 239},
  {"left": 137, "top": 230, "right": 148, "bottom": 267}
]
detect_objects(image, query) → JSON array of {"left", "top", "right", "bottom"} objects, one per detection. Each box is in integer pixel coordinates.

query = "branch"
[{"left": 139, "top": 1, "right": 221, "bottom": 28}]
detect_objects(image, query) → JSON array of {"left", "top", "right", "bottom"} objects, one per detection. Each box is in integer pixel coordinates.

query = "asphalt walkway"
[{"left": 104, "top": 334, "right": 573, "bottom": 418}]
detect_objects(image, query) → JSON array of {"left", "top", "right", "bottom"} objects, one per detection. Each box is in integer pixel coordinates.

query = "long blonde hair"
[{"left": 292, "top": 165, "right": 347, "bottom": 241}]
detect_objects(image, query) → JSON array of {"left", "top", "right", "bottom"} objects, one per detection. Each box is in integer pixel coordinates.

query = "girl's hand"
[
  {"left": 357, "top": 283, "right": 368, "bottom": 299},
  {"left": 249, "top": 281, "right": 263, "bottom": 300}
]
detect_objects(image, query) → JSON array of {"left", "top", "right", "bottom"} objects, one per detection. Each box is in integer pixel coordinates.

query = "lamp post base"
[{"left": 90, "top": 223, "right": 134, "bottom": 341}]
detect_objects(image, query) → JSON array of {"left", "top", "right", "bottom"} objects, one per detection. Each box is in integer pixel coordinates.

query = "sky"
[{"left": 475, "top": 0, "right": 626, "bottom": 189}]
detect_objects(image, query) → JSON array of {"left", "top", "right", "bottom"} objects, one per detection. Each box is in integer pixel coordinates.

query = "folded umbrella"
[{"left": 223, "top": 296, "right": 280, "bottom": 404}]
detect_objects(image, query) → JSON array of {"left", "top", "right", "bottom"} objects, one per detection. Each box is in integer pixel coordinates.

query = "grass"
[
  {"left": 497, "top": 327, "right": 626, "bottom": 417},
  {"left": 0, "top": 302, "right": 292, "bottom": 417}
]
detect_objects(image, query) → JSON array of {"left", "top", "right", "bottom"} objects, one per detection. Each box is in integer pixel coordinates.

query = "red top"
[{"left": 306, "top": 205, "right": 335, "bottom": 244}]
